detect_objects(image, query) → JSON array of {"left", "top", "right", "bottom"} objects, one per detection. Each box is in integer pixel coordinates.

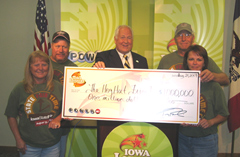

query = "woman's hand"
[
  {"left": 48, "top": 115, "right": 61, "bottom": 129},
  {"left": 63, "top": 117, "right": 74, "bottom": 121},
  {"left": 7, "top": 117, "right": 27, "bottom": 154},
  {"left": 180, "top": 123, "right": 193, "bottom": 127},
  {"left": 197, "top": 118, "right": 213, "bottom": 129},
  {"left": 16, "top": 138, "right": 27, "bottom": 154}
]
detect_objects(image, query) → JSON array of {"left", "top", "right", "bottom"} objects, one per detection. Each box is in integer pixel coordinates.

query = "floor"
[
  {"left": 0, "top": 147, "right": 19, "bottom": 157},
  {"left": 0, "top": 152, "right": 19, "bottom": 157}
]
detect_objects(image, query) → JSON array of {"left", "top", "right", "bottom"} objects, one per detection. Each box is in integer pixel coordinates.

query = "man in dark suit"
[
  {"left": 93, "top": 25, "right": 148, "bottom": 156},
  {"left": 93, "top": 25, "right": 148, "bottom": 69}
]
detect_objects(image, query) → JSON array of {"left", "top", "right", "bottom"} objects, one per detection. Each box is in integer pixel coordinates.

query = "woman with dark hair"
[
  {"left": 179, "top": 45, "right": 229, "bottom": 157},
  {"left": 5, "top": 50, "right": 63, "bottom": 157},
  {"left": 183, "top": 45, "right": 209, "bottom": 71}
]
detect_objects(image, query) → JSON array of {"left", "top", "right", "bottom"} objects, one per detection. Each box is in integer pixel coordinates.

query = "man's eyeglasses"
[{"left": 176, "top": 33, "right": 192, "bottom": 38}]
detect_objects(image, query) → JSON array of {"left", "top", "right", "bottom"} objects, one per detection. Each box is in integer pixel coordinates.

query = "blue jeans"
[
  {"left": 20, "top": 141, "right": 60, "bottom": 157},
  {"left": 178, "top": 132, "right": 218, "bottom": 157},
  {"left": 60, "top": 134, "right": 69, "bottom": 157}
]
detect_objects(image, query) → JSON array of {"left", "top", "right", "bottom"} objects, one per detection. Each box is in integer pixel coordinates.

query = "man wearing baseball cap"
[
  {"left": 50, "top": 31, "right": 77, "bottom": 84},
  {"left": 51, "top": 31, "right": 71, "bottom": 63},
  {"left": 50, "top": 30, "right": 77, "bottom": 157},
  {"left": 157, "top": 22, "right": 229, "bottom": 86}
]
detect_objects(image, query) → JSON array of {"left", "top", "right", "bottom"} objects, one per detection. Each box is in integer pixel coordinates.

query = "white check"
[{"left": 62, "top": 67, "right": 200, "bottom": 124}]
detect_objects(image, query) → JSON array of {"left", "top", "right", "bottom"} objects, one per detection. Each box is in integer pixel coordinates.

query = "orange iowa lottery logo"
[
  {"left": 120, "top": 134, "right": 147, "bottom": 150},
  {"left": 69, "top": 71, "right": 86, "bottom": 87},
  {"left": 117, "top": 133, "right": 150, "bottom": 156}
]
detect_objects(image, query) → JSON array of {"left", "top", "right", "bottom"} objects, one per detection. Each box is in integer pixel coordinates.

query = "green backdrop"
[{"left": 61, "top": 0, "right": 224, "bottom": 156}]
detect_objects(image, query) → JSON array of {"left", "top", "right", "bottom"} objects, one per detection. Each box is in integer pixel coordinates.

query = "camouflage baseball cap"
[{"left": 175, "top": 23, "right": 193, "bottom": 36}]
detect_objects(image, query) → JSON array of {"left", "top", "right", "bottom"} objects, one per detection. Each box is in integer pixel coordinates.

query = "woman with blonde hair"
[{"left": 5, "top": 50, "right": 63, "bottom": 157}]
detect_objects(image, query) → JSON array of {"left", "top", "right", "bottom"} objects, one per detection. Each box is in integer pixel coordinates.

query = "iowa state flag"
[{"left": 228, "top": 0, "right": 240, "bottom": 133}]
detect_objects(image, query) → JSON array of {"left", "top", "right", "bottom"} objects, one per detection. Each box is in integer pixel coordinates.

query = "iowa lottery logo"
[
  {"left": 102, "top": 122, "right": 173, "bottom": 157},
  {"left": 69, "top": 71, "right": 86, "bottom": 87},
  {"left": 120, "top": 134, "right": 147, "bottom": 151}
]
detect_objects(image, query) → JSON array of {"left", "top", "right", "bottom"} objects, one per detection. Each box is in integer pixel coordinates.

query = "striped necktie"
[{"left": 123, "top": 55, "right": 130, "bottom": 69}]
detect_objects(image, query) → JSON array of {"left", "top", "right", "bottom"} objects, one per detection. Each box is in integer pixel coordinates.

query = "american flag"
[{"left": 34, "top": 0, "right": 50, "bottom": 55}]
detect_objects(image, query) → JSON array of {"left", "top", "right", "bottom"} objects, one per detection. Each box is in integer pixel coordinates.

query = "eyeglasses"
[{"left": 176, "top": 33, "right": 192, "bottom": 38}]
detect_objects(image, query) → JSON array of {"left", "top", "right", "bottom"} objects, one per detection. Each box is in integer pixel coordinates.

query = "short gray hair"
[{"left": 114, "top": 25, "right": 133, "bottom": 39}]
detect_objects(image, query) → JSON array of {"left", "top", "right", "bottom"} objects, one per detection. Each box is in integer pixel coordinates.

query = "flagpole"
[{"left": 231, "top": 131, "right": 235, "bottom": 157}]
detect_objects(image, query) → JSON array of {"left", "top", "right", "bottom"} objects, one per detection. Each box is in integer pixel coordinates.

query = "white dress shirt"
[{"left": 116, "top": 50, "right": 133, "bottom": 68}]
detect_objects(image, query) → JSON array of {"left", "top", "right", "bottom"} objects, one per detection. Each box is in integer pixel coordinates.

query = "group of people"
[
  {"left": 93, "top": 23, "right": 229, "bottom": 157},
  {"left": 5, "top": 23, "right": 229, "bottom": 157},
  {"left": 5, "top": 31, "right": 76, "bottom": 156}
]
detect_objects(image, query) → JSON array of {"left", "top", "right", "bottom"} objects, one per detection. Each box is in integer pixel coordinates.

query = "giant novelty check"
[{"left": 62, "top": 67, "right": 201, "bottom": 124}]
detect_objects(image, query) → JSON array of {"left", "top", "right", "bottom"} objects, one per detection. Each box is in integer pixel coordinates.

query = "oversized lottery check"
[{"left": 62, "top": 67, "right": 201, "bottom": 124}]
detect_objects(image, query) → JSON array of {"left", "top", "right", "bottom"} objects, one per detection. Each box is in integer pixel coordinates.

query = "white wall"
[
  {"left": 0, "top": 0, "right": 239, "bottom": 154},
  {"left": 0, "top": 0, "right": 60, "bottom": 146}
]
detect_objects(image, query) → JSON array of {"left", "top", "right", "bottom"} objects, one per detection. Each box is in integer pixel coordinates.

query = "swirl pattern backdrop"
[{"left": 61, "top": 0, "right": 128, "bottom": 67}]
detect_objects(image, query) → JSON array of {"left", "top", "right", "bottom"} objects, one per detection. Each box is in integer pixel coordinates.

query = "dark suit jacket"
[{"left": 95, "top": 49, "right": 148, "bottom": 69}]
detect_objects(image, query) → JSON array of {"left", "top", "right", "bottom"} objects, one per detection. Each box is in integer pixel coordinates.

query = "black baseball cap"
[{"left": 52, "top": 31, "right": 70, "bottom": 43}]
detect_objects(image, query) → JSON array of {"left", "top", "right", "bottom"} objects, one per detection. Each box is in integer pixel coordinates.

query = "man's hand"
[
  {"left": 200, "top": 69, "right": 230, "bottom": 86},
  {"left": 200, "top": 69, "right": 214, "bottom": 83},
  {"left": 93, "top": 61, "right": 105, "bottom": 68}
]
